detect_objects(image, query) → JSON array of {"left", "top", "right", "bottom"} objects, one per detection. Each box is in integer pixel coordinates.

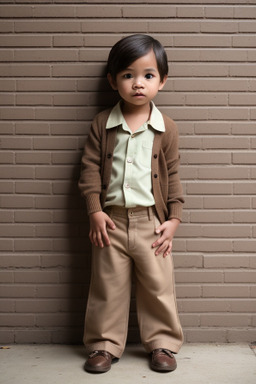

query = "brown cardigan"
[{"left": 78, "top": 107, "right": 184, "bottom": 223}]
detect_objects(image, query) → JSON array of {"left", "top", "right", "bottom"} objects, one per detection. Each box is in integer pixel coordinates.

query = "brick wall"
[{"left": 0, "top": 0, "right": 255, "bottom": 344}]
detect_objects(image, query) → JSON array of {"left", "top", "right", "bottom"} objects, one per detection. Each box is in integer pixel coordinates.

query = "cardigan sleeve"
[
  {"left": 163, "top": 118, "right": 184, "bottom": 221},
  {"left": 78, "top": 116, "right": 103, "bottom": 214}
]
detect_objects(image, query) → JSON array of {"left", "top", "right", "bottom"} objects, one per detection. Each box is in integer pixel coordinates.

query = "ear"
[
  {"left": 158, "top": 75, "right": 168, "bottom": 91},
  {"left": 107, "top": 73, "right": 118, "bottom": 90}
]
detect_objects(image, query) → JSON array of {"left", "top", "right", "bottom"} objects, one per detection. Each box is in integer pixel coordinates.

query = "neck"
[{"left": 121, "top": 101, "right": 151, "bottom": 119}]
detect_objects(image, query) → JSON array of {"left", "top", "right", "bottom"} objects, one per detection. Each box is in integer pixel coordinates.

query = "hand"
[
  {"left": 89, "top": 211, "right": 116, "bottom": 248},
  {"left": 152, "top": 218, "right": 180, "bottom": 258}
]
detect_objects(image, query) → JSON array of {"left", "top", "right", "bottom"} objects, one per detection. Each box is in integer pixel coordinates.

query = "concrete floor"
[{"left": 0, "top": 344, "right": 255, "bottom": 384}]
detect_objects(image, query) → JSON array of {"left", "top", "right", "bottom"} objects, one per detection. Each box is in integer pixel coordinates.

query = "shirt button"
[
  {"left": 127, "top": 157, "right": 133, "bottom": 163},
  {"left": 125, "top": 183, "right": 130, "bottom": 189}
]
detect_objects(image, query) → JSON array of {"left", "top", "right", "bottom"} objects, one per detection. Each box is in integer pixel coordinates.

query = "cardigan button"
[
  {"left": 154, "top": 154, "right": 158, "bottom": 159},
  {"left": 154, "top": 174, "right": 158, "bottom": 178},
  {"left": 102, "top": 184, "right": 107, "bottom": 190},
  {"left": 107, "top": 153, "right": 112, "bottom": 159}
]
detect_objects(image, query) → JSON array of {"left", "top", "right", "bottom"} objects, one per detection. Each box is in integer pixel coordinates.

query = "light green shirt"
[{"left": 104, "top": 101, "right": 165, "bottom": 208}]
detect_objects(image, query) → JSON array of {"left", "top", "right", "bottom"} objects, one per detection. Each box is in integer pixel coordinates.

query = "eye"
[
  {"left": 145, "top": 73, "right": 154, "bottom": 79},
  {"left": 123, "top": 73, "right": 132, "bottom": 79}
]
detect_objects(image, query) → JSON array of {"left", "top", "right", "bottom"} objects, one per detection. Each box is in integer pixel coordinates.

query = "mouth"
[{"left": 133, "top": 93, "right": 145, "bottom": 97}]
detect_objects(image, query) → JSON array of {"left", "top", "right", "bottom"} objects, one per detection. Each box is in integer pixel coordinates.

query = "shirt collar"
[{"left": 106, "top": 100, "right": 165, "bottom": 132}]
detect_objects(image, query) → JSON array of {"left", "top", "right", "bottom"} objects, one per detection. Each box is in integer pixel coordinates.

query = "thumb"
[
  {"left": 106, "top": 216, "right": 116, "bottom": 230},
  {"left": 155, "top": 223, "right": 164, "bottom": 234}
]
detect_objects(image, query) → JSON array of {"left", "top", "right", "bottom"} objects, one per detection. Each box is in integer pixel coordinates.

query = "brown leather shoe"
[
  {"left": 84, "top": 350, "right": 118, "bottom": 373},
  {"left": 150, "top": 349, "right": 177, "bottom": 372}
]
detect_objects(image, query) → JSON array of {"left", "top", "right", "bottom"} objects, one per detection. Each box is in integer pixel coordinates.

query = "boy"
[{"left": 78, "top": 34, "right": 184, "bottom": 373}]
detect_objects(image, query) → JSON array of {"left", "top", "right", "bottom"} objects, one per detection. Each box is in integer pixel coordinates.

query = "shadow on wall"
[{"left": 65, "top": 71, "right": 120, "bottom": 344}]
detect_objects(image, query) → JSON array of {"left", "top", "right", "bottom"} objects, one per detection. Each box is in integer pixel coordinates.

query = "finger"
[
  {"left": 154, "top": 241, "right": 168, "bottom": 256},
  {"left": 163, "top": 245, "right": 172, "bottom": 258},
  {"left": 90, "top": 230, "right": 100, "bottom": 247},
  {"left": 152, "top": 233, "right": 166, "bottom": 249},
  {"left": 106, "top": 217, "right": 116, "bottom": 230},
  {"left": 101, "top": 229, "right": 111, "bottom": 246}
]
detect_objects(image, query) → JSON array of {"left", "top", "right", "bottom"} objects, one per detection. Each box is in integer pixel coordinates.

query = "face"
[{"left": 107, "top": 50, "right": 167, "bottom": 109}]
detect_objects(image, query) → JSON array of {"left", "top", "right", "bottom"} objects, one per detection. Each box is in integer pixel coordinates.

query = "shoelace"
[
  {"left": 89, "top": 350, "right": 111, "bottom": 359},
  {"left": 152, "top": 349, "right": 174, "bottom": 358}
]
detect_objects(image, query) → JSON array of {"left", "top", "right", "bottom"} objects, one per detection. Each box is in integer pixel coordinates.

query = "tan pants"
[{"left": 83, "top": 206, "right": 183, "bottom": 358}]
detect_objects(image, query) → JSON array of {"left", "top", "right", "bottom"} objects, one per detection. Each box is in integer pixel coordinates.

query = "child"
[{"left": 78, "top": 34, "right": 184, "bottom": 374}]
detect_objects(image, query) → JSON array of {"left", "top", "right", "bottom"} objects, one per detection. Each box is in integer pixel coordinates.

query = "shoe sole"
[{"left": 150, "top": 363, "right": 177, "bottom": 372}]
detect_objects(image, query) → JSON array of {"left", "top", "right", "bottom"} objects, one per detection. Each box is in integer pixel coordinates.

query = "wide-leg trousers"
[{"left": 83, "top": 206, "right": 183, "bottom": 359}]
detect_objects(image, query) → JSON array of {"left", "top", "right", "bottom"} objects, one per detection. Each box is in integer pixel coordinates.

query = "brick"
[
  {"left": 15, "top": 330, "right": 51, "bottom": 344},
  {"left": 16, "top": 79, "right": 76, "bottom": 92},
  {"left": 0, "top": 314, "right": 35, "bottom": 327},
  {"left": 15, "top": 210, "right": 51, "bottom": 223},
  {"left": 15, "top": 21, "right": 81, "bottom": 33},
  {"left": 227, "top": 329, "right": 256, "bottom": 343},
  {"left": 15, "top": 152, "right": 50, "bottom": 165},
  {"left": 1, "top": 195, "right": 34, "bottom": 208},
  {"left": 15, "top": 181, "right": 51, "bottom": 194},
  {"left": 175, "top": 270, "right": 223, "bottom": 284},
  {"left": 204, "top": 255, "right": 251, "bottom": 269},
  {"left": 187, "top": 182, "right": 232, "bottom": 195},
  {"left": 176, "top": 285, "right": 202, "bottom": 298},
  {"left": 195, "top": 122, "right": 231, "bottom": 135},
  {"left": 203, "top": 285, "right": 250, "bottom": 298},
  {"left": 16, "top": 93, "right": 52, "bottom": 106},
  {"left": 200, "top": 49, "right": 247, "bottom": 62},
  {"left": 225, "top": 270, "right": 256, "bottom": 283},
  {"left": 234, "top": 182, "right": 256, "bottom": 194},
  {"left": 201, "top": 314, "right": 250, "bottom": 327},
  {"left": 14, "top": 239, "right": 53, "bottom": 252},
  {"left": 205, "top": 6, "right": 234, "bottom": 19},
  {"left": 187, "top": 240, "right": 232, "bottom": 252},
  {"left": 53, "top": 36, "right": 84, "bottom": 48},
  {"left": 76, "top": 5, "right": 122, "bottom": 18},
  {"left": 233, "top": 152, "right": 256, "bottom": 164},
  {"left": 0, "top": 36, "right": 51, "bottom": 48},
  {"left": 0, "top": 108, "right": 35, "bottom": 120},
  {"left": 185, "top": 93, "right": 228, "bottom": 106},
  {"left": 204, "top": 196, "right": 251, "bottom": 209},
  {"left": 0, "top": 285, "right": 36, "bottom": 298},
  {"left": 174, "top": 35, "right": 232, "bottom": 47},
  {"left": 233, "top": 241, "right": 256, "bottom": 253},
  {"left": 33, "top": 138, "right": 77, "bottom": 150},
  {"left": 123, "top": 5, "right": 176, "bottom": 18},
  {"left": 0, "top": 181, "right": 14, "bottom": 193},
  {"left": 0, "top": 224, "right": 34, "bottom": 238},
  {"left": 198, "top": 166, "right": 250, "bottom": 180},
  {"left": 201, "top": 21, "right": 238, "bottom": 33},
  {"left": 232, "top": 124, "right": 254, "bottom": 135},
  {"left": 202, "top": 225, "right": 251, "bottom": 238},
  {"left": 0, "top": 255, "right": 40, "bottom": 268},
  {"left": 185, "top": 329, "right": 227, "bottom": 343},
  {"left": 0, "top": 5, "right": 33, "bottom": 18},
  {"left": 181, "top": 152, "right": 231, "bottom": 165},
  {"left": 190, "top": 210, "right": 233, "bottom": 223},
  {"left": 179, "top": 299, "right": 230, "bottom": 313},
  {"left": 0, "top": 210, "right": 14, "bottom": 223},
  {"left": 16, "top": 122, "right": 50, "bottom": 135}
]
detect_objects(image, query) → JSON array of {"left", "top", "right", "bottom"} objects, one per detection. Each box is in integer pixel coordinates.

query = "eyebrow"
[{"left": 125, "top": 67, "right": 157, "bottom": 72}]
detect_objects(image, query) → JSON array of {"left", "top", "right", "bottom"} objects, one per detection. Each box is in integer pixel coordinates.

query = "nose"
[{"left": 133, "top": 77, "right": 144, "bottom": 89}]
